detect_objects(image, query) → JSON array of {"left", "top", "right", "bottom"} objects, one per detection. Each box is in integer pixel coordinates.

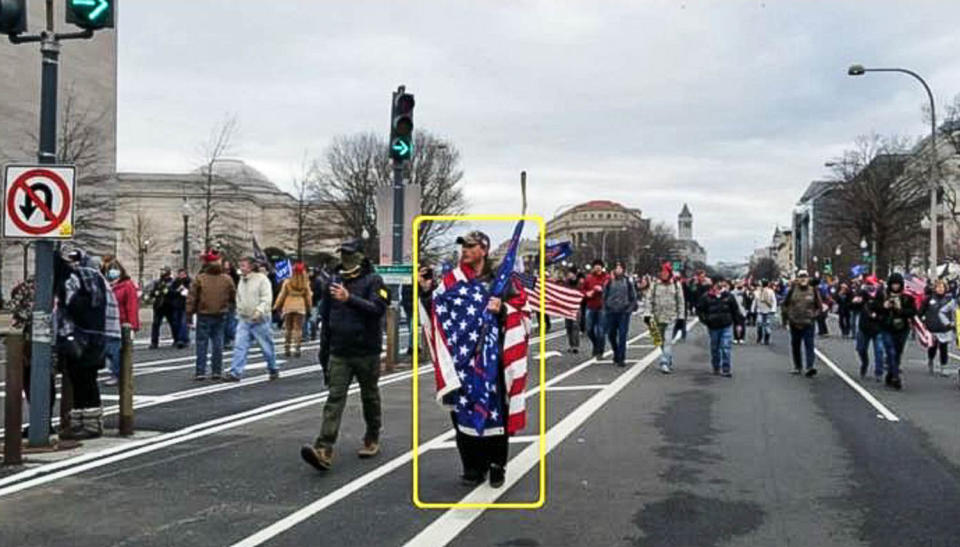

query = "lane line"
[
  {"left": 429, "top": 436, "right": 539, "bottom": 451},
  {"left": 0, "top": 331, "right": 567, "bottom": 493},
  {"left": 402, "top": 327, "right": 677, "bottom": 546},
  {"left": 229, "top": 324, "right": 655, "bottom": 547},
  {"left": 0, "top": 368, "right": 428, "bottom": 498},
  {"left": 815, "top": 348, "right": 900, "bottom": 422},
  {"left": 544, "top": 385, "right": 606, "bottom": 392}
]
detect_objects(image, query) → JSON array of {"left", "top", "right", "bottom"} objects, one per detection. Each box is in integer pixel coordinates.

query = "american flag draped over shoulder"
[{"left": 420, "top": 222, "right": 531, "bottom": 437}]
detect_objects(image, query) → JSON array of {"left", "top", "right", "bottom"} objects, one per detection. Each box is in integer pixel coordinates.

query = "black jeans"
[
  {"left": 928, "top": 341, "right": 949, "bottom": 366},
  {"left": 564, "top": 318, "right": 580, "bottom": 348},
  {"left": 790, "top": 325, "right": 816, "bottom": 370},
  {"left": 838, "top": 310, "right": 851, "bottom": 337},
  {"left": 450, "top": 413, "right": 508, "bottom": 475},
  {"left": 66, "top": 363, "right": 101, "bottom": 409},
  {"left": 816, "top": 314, "right": 829, "bottom": 336}
]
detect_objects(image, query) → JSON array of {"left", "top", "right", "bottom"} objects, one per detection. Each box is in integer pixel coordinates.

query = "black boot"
[{"left": 489, "top": 464, "right": 505, "bottom": 488}]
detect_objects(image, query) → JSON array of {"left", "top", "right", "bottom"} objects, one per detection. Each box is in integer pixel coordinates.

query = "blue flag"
[
  {"left": 274, "top": 259, "right": 292, "bottom": 281},
  {"left": 544, "top": 241, "right": 573, "bottom": 265}
]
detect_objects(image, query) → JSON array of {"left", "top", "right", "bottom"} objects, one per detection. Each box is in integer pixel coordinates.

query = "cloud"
[{"left": 116, "top": 0, "right": 960, "bottom": 262}]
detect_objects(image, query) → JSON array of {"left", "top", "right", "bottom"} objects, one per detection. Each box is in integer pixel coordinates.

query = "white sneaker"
[
  {"left": 659, "top": 363, "right": 671, "bottom": 374},
  {"left": 103, "top": 376, "right": 119, "bottom": 387}
]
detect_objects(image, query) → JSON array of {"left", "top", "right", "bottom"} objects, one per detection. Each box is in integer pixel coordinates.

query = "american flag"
[
  {"left": 912, "top": 316, "right": 935, "bottom": 349},
  {"left": 420, "top": 222, "right": 531, "bottom": 437},
  {"left": 903, "top": 274, "right": 928, "bottom": 310},
  {"left": 513, "top": 274, "right": 584, "bottom": 321}
]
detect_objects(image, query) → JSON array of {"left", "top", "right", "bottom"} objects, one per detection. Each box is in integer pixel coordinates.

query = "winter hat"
[
  {"left": 887, "top": 272, "right": 904, "bottom": 291},
  {"left": 201, "top": 249, "right": 221, "bottom": 263},
  {"left": 293, "top": 261, "right": 307, "bottom": 274},
  {"left": 660, "top": 262, "right": 673, "bottom": 278},
  {"left": 864, "top": 275, "right": 879, "bottom": 286}
]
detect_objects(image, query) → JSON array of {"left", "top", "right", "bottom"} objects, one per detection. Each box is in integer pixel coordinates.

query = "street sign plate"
[
  {"left": 3, "top": 164, "right": 76, "bottom": 239},
  {"left": 376, "top": 265, "right": 414, "bottom": 285}
]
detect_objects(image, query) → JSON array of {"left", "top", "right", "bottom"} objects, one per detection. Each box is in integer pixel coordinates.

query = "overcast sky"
[{"left": 116, "top": 0, "right": 960, "bottom": 263}]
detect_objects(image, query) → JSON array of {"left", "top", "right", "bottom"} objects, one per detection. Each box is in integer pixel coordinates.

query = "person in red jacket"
[
  {"left": 102, "top": 259, "right": 140, "bottom": 386},
  {"left": 579, "top": 259, "right": 610, "bottom": 358}
]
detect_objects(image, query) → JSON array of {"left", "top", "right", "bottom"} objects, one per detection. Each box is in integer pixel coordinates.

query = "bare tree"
[
  {"left": 196, "top": 114, "right": 239, "bottom": 250},
  {"left": 288, "top": 153, "right": 336, "bottom": 260},
  {"left": 122, "top": 208, "right": 160, "bottom": 287},
  {"left": 819, "top": 134, "right": 927, "bottom": 275},
  {"left": 312, "top": 130, "right": 468, "bottom": 263},
  {"left": 409, "top": 131, "right": 466, "bottom": 258},
  {"left": 23, "top": 85, "right": 116, "bottom": 254},
  {"left": 311, "top": 133, "right": 385, "bottom": 254},
  {"left": 749, "top": 257, "right": 781, "bottom": 281}
]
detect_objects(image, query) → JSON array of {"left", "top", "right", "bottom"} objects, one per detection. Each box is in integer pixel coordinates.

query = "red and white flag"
[{"left": 525, "top": 279, "right": 585, "bottom": 321}]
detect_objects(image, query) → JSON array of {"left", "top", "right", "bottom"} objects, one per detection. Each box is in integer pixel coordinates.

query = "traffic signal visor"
[{"left": 0, "top": 0, "right": 27, "bottom": 36}]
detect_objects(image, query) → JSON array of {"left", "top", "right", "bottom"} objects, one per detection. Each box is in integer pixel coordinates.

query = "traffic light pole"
[
  {"left": 388, "top": 162, "right": 403, "bottom": 366},
  {"left": 8, "top": 20, "right": 94, "bottom": 447}
]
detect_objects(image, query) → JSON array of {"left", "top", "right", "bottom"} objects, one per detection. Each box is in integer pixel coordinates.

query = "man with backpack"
[
  {"left": 650, "top": 262, "right": 685, "bottom": 374},
  {"left": 603, "top": 261, "right": 638, "bottom": 367}
]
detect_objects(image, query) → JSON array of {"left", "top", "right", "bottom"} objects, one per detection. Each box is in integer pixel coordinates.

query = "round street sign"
[{"left": 3, "top": 165, "right": 76, "bottom": 239}]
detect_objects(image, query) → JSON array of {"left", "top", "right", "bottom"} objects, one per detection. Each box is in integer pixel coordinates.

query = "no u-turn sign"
[{"left": 3, "top": 165, "right": 76, "bottom": 239}]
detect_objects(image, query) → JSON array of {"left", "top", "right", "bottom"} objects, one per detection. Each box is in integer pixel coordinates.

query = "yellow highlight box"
[{"left": 412, "top": 214, "right": 547, "bottom": 509}]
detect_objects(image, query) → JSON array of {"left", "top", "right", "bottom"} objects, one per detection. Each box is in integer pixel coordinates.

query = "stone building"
[
  {"left": 0, "top": 159, "right": 344, "bottom": 295},
  {"left": 675, "top": 204, "right": 707, "bottom": 265},
  {"left": 546, "top": 200, "right": 648, "bottom": 267}
]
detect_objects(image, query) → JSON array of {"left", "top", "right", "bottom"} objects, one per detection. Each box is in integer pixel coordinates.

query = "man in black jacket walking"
[
  {"left": 697, "top": 277, "right": 742, "bottom": 377},
  {"left": 301, "top": 240, "right": 389, "bottom": 471}
]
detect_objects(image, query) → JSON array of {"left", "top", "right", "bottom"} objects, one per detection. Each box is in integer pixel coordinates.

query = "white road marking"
[
  {"left": 229, "top": 325, "right": 659, "bottom": 547},
  {"left": 544, "top": 385, "right": 607, "bottom": 392},
  {"left": 533, "top": 351, "right": 562, "bottom": 360},
  {"left": 403, "top": 336, "right": 670, "bottom": 546},
  {"left": 815, "top": 348, "right": 900, "bottom": 422},
  {"left": 0, "top": 367, "right": 429, "bottom": 497},
  {"left": 427, "top": 436, "right": 540, "bottom": 451},
  {"left": 0, "top": 330, "right": 567, "bottom": 494}
]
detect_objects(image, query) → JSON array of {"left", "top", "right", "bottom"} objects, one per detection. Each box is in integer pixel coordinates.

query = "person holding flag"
[
  {"left": 650, "top": 262, "right": 685, "bottom": 374},
  {"left": 919, "top": 279, "right": 956, "bottom": 376},
  {"left": 418, "top": 227, "right": 531, "bottom": 488}
]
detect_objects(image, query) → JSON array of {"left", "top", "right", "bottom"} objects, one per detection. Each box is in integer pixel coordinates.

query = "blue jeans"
[
  {"left": 175, "top": 308, "right": 190, "bottom": 345},
  {"left": 658, "top": 323, "right": 675, "bottom": 367},
  {"left": 224, "top": 309, "right": 238, "bottom": 346},
  {"left": 789, "top": 325, "right": 816, "bottom": 370},
  {"left": 585, "top": 309, "right": 605, "bottom": 356},
  {"left": 880, "top": 330, "right": 909, "bottom": 379},
  {"left": 757, "top": 313, "right": 773, "bottom": 343},
  {"left": 708, "top": 326, "right": 733, "bottom": 372},
  {"left": 196, "top": 314, "right": 226, "bottom": 376},
  {"left": 856, "top": 330, "right": 885, "bottom": 377},
  {"left": 605, "top": 311, "right": 630, "bottom": 364},
  {"left": 229, "top": 319, "right": 278, "bottom": 378},
  {"left": 105, "top": 337, "right": 122, "bottom": 378}
]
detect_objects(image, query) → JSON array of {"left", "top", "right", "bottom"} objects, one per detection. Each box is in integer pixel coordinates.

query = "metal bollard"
[
  {"left": 118, "top": 327, "right": 134, "bottom": 436},
  {"left": 3, "top": 331, "right": 25, "bottom": 465},
  {"left": 385, "top": 307, "right": 399, "bottom": 372}
]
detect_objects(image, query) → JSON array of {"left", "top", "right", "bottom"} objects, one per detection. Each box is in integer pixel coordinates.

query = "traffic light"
[
  {"left": 66, "top": 0, "right": 115, "bottom": 30},
  {"left": 0, "top": 0, "right": 27, "bottom": 36},
  {"left": 389, "top": 89, "right": 415, "bottom": 162}
]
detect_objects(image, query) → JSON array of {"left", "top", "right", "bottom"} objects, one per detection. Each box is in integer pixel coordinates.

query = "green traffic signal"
[
  {"left": 66, "top": 0, "right": 115, "bottom": 30},
  {"left": 389, "top": 90, "right": 415, "bottom": 162},
  {"left": 0, "top": 0, "right": 27, "bottom": 36}
]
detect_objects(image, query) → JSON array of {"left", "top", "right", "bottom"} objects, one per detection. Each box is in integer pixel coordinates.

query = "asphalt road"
[{"left": 2, "top": 316, "right": 960, "bottom": 546}]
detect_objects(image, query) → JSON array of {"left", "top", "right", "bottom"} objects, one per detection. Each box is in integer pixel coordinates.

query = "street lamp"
[
  {"left": 181, "top": 199, "right": 191, "bottom": 271},
  {"left": 848, "top": 63, "right": 939, "bottom": 278}
]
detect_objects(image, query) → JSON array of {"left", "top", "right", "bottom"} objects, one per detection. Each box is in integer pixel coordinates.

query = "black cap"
[{"left": 339, "top": 239, "right": 363, "bottom": 254}]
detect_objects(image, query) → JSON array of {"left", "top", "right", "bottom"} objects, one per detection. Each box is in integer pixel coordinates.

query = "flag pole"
[{"left": 521, "top": 171, "right": 527, "bottom": 216}]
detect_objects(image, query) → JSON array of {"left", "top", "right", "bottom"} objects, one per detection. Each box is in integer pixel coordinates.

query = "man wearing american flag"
[{"left": 418, "top": 227, "right": 531, "bottom": 488}]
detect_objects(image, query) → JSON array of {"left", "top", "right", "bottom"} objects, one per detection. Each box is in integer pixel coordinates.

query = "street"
[{"left": 0, "top": 315, "right": 958, "bottom": 546}]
